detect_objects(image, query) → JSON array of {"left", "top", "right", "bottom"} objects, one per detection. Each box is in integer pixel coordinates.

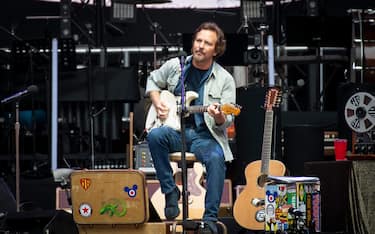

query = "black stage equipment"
[
  {"left": 283, "top": 124, "right": 324, "bottom": 176},
  {"left": 111, "top": 0, "right": 137, "bottom": 23},
  {"left": 281, "top": 111, "right": 337, "bottom": 175},
  {"left": 237, "top": 0, "right": 267, "bottom": 34},
  {"left": 60, "top": 0, "right": 72, "bottom": 39},
  {"left": 1, "top": 85, "right": 39, "bottom": 212},
  {"left": 337, "top": 82, "right": 375, "bottom": 153},
  {"left": 244, "top": 48, "right": 263, "bottom": 64},
  {"left": 4, "top": 210, "right": 56, "bottom": 234},
  {"left": 286, "top": 16, "right": 352, "bottom": 47},
  {"left": 183, "top": 33, "right": 248, "bottom": 66},
  {"left": 117, "top": 0, "right": 172, "bottom": 3},
  {"left": 304, "top": 161, "right": 353, "bottom": 233},
  {"left": 0, "top": 178, "right": 16, "bottom": 214},
  {"left": 58, "top": 66, "right": 140, "bottom": 102},
  {"left": 305, "top": 0, "right": 320, "bottom": 16},
  {"left": 11, "top": 38, "right": 76, "bottom": 72},
  {"left": 240, "top": 0, "right": 266, "bottom": 22}
]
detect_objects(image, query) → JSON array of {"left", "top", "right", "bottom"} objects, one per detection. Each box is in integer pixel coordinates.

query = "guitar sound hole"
[{"left": 257, "top": 174, "right": 268, "bottom": 187}]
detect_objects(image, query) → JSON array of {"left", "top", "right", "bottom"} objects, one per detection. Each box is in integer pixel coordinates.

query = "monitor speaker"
[{"left": 304, "top": 161, "right": 352, "bottom": 233}]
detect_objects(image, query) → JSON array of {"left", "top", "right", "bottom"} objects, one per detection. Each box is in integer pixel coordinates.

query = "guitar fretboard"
[
  {"left": 186, "top": 105, "right": 208, "bottom": 113},
  {"left": 261, "top": 110, "right": 274, "bottom": 174}
]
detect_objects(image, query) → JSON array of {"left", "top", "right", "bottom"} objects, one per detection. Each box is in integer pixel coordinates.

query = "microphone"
[
  {"left": 178, "top": 50, "right": 187, "bottom": 64},
  {"left": 1, "top": 85, "right": 38, "bottom": 104},
  {"left": 178, "top": 50, "right": 187, "bottom": 57}
]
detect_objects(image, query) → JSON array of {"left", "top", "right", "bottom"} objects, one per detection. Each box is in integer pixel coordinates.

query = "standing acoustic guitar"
[{"left": 233, "top": 87, "right": 286, "bottom": 230}]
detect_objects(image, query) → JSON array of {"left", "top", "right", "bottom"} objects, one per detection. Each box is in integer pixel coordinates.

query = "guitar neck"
[
  {"left": 260, "top": 110, "right": 274, "bottom": 174},
  {"left": 185, "top": 105, "right": 208, "bottom": 114}
]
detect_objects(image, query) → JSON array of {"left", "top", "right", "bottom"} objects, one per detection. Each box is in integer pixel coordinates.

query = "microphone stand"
[
  {"left": 178, "top": 55, "right": 194, "bottom": 233},
  {"left": 141, "top": 5, "right": 171, "bottom": 69},
  {"left": 14, "top": 101, "right": 21, "bottom": 212},
  {"left": 0, "top": 24, "right": 47, "bottom": 171}
]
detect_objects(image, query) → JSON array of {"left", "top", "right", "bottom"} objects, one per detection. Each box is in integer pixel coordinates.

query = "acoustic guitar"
[
  {"left": 233, "top": 87, "right": 286, "bottom": 230},
  {"left": 150, "top": 162, "right": 206, "bottom": 220},
  {"left": 145, "top": 90, "right": 241, "bottom": 132}
]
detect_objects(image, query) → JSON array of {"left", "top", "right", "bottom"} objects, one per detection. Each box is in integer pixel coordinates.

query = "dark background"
[
  {"left": 0, "top": 1, "right": 374, "bottom": 233},
  {"left": 0, "top": 0, "right": 374, "bottom": 182},
  {"left": 0, "top": 0, "right": 373, "bottom": 47},
  {"left": 0, "top": 0, "right": 373, "bottom": 171}
]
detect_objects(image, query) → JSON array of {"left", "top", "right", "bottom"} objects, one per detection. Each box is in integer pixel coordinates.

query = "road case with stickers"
[
  {"left": 71, "top": 169, "right": 149, "bottom": 225},
  {"left": 264, "top": 176, "right": 320, "bottom": 233}
]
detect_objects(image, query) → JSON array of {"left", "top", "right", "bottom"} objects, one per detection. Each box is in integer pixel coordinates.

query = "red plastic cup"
[{"left": 334, "top": 139, "right": 347, "bottom": 160}]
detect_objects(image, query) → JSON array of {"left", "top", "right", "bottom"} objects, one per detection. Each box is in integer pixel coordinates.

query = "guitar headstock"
[
  {"left": 221, "top": 103, "right": 242, "bottom": 116},
  {"left": 265, "top": 87, "right": 282, "bottom": 111}
]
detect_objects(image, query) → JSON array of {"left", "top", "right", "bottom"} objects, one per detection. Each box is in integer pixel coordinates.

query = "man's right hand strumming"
[{"left": 150, "top": 91, "right": 169, "bottom": 120}]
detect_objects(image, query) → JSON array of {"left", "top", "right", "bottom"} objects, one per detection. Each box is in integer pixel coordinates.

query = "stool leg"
[{"left": 172, "top": 221, "right": 177, "bottom": 234}]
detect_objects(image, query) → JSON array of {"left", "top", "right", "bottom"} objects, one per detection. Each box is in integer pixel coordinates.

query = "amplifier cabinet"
[
  {"left": 304, "top": 161, "right": 352, "bottom": 233},
  {"left": 134, "top": 142, "right": 154, "bottom": 172}
]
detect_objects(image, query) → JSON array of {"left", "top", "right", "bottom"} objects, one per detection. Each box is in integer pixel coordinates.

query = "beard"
[
  {"left": 192, "top": 49, "right": 214, "bottom": 69},
  {"left": 193, "top": 50, "right": 207, "bottom": 63}
]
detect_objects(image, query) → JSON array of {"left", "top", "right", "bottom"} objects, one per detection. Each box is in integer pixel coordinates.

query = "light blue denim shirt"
[{"left": 146, "top": 55, "right": 236, "bottom": 161}]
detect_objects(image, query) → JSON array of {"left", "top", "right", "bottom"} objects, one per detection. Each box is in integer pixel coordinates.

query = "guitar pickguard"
[{"left": 145, "top": 90, "right": 198, "bottom": 132}]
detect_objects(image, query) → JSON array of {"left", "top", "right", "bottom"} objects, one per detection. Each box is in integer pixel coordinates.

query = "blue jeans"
[{"left": 147, "top": 126, "right": 226, "bottom": 222}]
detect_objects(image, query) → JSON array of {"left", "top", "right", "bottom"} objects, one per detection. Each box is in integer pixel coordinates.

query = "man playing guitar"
[{"left": 145, "top": 22, "right": 236, "bottom": 233}]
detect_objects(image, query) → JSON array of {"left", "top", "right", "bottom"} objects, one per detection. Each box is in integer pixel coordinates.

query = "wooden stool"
[{"left": 169, "top": 152, "right": 197, "bottom": 167}]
